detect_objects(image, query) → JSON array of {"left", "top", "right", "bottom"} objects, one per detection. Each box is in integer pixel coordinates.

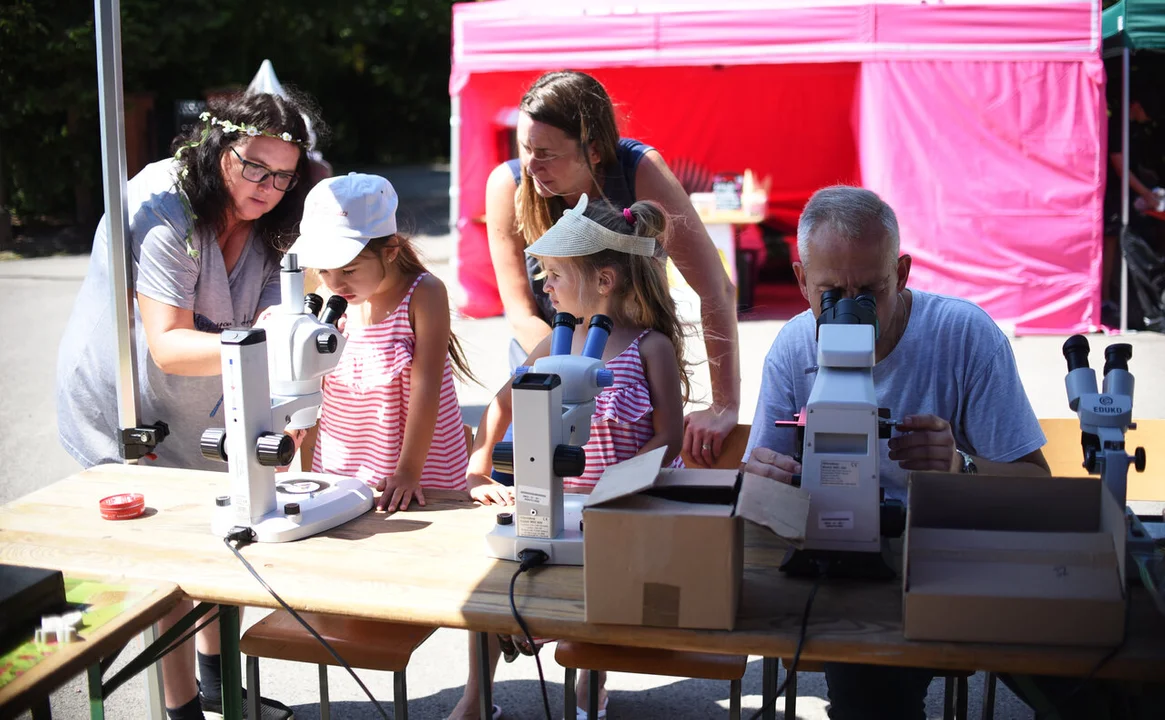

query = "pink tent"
[{"left": 451, "top": 0, "right": 1105, "bottom": 334}]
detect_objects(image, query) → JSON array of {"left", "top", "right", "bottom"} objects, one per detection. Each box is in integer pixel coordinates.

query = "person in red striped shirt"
[
  {"left": 286, "top": 173, "right": 485, "bottom": 512},
  {"left": 450, "top": 194, "right": 690, "bottom": 720}
]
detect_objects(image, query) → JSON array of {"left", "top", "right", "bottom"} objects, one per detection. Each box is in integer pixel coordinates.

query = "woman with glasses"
[{"left": 56, "top": 90, "right": 320, "bottom": 720}]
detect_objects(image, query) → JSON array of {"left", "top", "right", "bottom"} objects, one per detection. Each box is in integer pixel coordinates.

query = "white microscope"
[
  {"left": 485, "top": 312, "right": 614, "bottom": 565},
  {"left": 778, "top": 290, "right": 898, "bottom": 579},
  {"left": 202, "top": 253, "right": 373, "bottom": 543},
  {"left": 1062, "top": 336, "right": 1160, "bottom": 599}
]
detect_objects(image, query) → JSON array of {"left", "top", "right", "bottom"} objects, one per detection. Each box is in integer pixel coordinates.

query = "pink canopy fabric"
[{"left": 452, "top": 0, "right": 1105, "bottom": 334}]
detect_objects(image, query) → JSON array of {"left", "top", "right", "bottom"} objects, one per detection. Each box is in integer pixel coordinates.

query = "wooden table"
[
  {"left": 2, "top": 465, "right": 1164, "bottom": 716},
  {"left": 0, "top": 576, "right": 182, "bottom": 720}
]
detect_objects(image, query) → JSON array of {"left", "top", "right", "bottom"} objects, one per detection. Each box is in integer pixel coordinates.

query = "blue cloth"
[{"left": 744, "top": 290, "right": 1046, "bottom": 502}]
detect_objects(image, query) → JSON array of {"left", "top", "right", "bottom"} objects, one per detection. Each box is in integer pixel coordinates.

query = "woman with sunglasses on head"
[{"left": 56, "top": 91, "right": 321, "bottom": 720}]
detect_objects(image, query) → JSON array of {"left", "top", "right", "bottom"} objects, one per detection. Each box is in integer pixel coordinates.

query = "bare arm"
[
  {"left": 136, "top": 294, "right": 224, "bottom": 376},
  {"left": 635, "top": 149, "right": 741, "bottom": 465},
  {"left": 394, "top": 276, "right": 450, "bottom": 482},
  {"left": 1110, "top": 152, "right": 1158, "bottom": 204},
  {"left": 485, "top": 163, "right": 552, "bottom": 353},
  {"left": 636, "top": 331, "right": 686, "bottom": 465},
  {"left": 969, "top": 449, "right": 1050, "bottom": 477}
]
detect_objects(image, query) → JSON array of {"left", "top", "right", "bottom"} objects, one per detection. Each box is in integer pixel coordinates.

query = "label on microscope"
[
  {"left": 818, "top": 511, "right": 854, "bottom": 531},
  {"left": 518, "top": 513, "right": 552, "bottom": 539},
  {"left": 517, "top": 485, "right": 550, "bottom": 506},
  {"left": 820, "top": 460, "right": 861, "bottom": 487}
]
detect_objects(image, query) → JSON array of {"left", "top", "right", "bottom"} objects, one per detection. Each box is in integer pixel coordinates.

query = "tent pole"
[
  {"left": 449, "top": 94, "right": 461, "bottom": 296},
  {"left": 94, "top": 0, "right": 143, "bottom": 448},
  {"left": 95, "top": 4, "right": 166, "bottom": 713},
  {"left": 1120, "top": 45, "right": 1130, "bottom": 334}
]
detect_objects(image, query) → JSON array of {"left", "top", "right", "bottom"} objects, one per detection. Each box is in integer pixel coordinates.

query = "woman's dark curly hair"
[{"left": 170, "top": 90, "right": 326, "bottom": 255}]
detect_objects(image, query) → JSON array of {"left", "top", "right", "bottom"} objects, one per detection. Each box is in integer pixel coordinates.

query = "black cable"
[
  {"left": 511, "top": 549, "right": 553, "bottom": 720},
  {"left": 223, "top": 534, "right": 391, "bottom": 720},
  {"left": 747, "top": 573, "right": 824, "bottom": 720},
  {"left": 147, "top": 609, "right": 222, "bottom": 665}
]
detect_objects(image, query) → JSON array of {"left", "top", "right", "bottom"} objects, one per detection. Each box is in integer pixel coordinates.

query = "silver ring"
[{"left": 701, "top": 443, "right": 710, "bottom": 450}]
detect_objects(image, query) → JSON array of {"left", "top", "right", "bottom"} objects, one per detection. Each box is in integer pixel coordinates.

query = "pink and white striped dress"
[
  {"left": 569, "top": 329, "right": 684, "bottom": 490},
  {"left": 313, "top": 274, "right": 468, "bottom": 490}
]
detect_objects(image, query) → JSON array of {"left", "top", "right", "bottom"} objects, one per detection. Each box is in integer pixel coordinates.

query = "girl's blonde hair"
[
  {"left": 340, "top": 235, "right": 478, "bottom": 385},
  {"left": 546, "top": 199, "right": 692, "bottom": 403},
  {"left": 514, "top": 71, "right": 621, "bottom": 245}
]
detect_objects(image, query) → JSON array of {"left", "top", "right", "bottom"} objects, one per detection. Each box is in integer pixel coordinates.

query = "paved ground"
[{"left": 5, "top": 193, "right": 1165, "bottom": 719}]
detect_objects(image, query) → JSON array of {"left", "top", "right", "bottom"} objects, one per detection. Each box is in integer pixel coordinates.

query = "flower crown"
[{"left": 172, "top": 112, "right": 306, "bottom": 258}]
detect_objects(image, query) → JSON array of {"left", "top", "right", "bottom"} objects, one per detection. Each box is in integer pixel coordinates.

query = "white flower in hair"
[
  {"left": 246, "top": 127, "right": 260, "bottom": 137},
  {"left": 280, "top": 132, "right": 292, "bottom": 142}
]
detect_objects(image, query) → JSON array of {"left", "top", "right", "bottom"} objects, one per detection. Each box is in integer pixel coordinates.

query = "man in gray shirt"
[{"left": 744, "top": 185, "right": 1050, "bottom": 720}]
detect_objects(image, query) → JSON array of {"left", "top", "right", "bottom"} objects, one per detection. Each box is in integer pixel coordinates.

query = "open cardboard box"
[
  {"left": 582, "top": 447, "right": 810, "bottom": 630},
  {"left": 904, "top": 473, "right": 1127, "bottom": 646}
]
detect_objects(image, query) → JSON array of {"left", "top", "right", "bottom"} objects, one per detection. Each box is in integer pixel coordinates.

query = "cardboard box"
[
  {"left": 903, "top": 473, "right": 1126, "bottom": 646},
  {"left": 582, "top": 447, "right": 810, "bottom": 630}
]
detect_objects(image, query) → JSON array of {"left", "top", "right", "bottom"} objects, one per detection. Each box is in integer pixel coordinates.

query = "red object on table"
[{"left": 99, "top": 493, "right": 145, "bottom": 521}]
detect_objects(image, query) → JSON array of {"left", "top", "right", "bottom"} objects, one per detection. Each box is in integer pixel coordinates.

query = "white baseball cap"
[{"left": 287, "top": 173, "right": 399, "bottom": 269}]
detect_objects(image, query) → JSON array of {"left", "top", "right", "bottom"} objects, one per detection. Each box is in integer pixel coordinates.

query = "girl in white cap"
[
  {"left": 450, "top": 194, "right": 690, "bottom": 720},
  {"left": 287, "top": 173, "right": 493, "bottom": 511}
]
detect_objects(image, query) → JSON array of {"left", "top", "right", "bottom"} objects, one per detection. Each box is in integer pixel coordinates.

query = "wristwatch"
[{"left": 955, "top": 449, "right": 978, "bottom": 474}]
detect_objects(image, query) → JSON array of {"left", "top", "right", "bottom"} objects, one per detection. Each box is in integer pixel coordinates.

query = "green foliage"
[{"left": 0, "top": 0, "right": 455, "bottom": 227}]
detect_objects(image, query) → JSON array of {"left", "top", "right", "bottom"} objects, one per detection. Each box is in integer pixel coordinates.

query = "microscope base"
[
  {"left": 485, "top": 493, "right": 586, "bottom": 565},
  {"left": 213, "top": 474, "right": 373, "bottom": 543},
  {"left": 780, "top": 542, "right": 896, "bottom": 581}
]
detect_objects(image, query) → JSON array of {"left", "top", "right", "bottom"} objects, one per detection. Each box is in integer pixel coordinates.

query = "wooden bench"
[
  {"left": 240, "top": 425, "right": 476, "bottom": 720},
  {"left": 240, "top": 611, "right": 433, "bottom": 720},
  {"left": 549, "top": 425, "right": 755, "bottom": 720}
]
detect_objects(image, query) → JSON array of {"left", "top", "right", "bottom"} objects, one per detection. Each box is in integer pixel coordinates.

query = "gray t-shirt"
[
  {"left": 744, "top": 290, "right": 1045, "bottom": 501},
  {"left": 57, "top": 159, "right": 282, "bottom": 471}
]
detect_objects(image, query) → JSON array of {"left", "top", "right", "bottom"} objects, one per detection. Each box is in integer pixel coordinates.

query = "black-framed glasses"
[{"left": 231, "top": 148, "right": 299, "bottom": 192}]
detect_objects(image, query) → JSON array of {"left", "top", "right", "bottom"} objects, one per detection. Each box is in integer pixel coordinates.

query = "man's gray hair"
[{"left": 796, "top": 186, "right": 900, "bottom": 265}]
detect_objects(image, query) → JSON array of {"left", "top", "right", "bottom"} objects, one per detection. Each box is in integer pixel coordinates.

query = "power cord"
[
  {"left": 747, "top": 569, "right": 826, "bottom": 720},
  {"left": 223, "top": 528, "right": 392, "bottom": 720},
  {"left": 510, "top": 548, "right": 553, "bottom": 720}
]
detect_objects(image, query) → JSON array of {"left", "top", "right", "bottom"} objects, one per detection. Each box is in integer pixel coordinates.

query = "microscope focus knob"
[
  {"left": 595, "top": 369, "right": 614, "bottom": 388},
  {"left": 553, "top": 445, "right": 587, "bottom": 478},
  {"left": 256, "top": 432, "right": 295, "bottom": 467},
  {"left": 316, "top": 332, "right": 338, "bottom": 354},
  {"left": 1135, "top": 447, "right": 1147, "bottom": 473},
  {"left": 200, "top": 428, "right": 228, "bottom": 462}
]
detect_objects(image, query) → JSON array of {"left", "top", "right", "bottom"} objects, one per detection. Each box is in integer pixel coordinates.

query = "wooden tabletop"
[
  {"left": 0, "top": 576, "right": 182, "bottom": 719},
  {"left": 1, "top": 464, "right": 1163, "bottom": 681}
]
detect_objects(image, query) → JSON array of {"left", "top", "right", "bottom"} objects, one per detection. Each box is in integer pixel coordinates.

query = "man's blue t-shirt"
[{"left": 744, "top": 290, "right": 1046, "bottom": 501}]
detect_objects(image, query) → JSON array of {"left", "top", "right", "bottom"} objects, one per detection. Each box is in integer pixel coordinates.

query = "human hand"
[
  {"left": 889, "top": 414, "right": 959, "bottom": 472},
  {"left": 742, "top": 446, "right": 801, "bottom": 485},
  {"left": 683, "top": 406, "right": 739, "bottom": 468},
  {"left": 467, "top": 474, "right": 514, "bottom": 506},
  {"left": 376, "top": 472, "right": 426, "bottom": 512}
]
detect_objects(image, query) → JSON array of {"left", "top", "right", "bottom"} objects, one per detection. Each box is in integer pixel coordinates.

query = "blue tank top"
[{"left": 506, "top": 138, "right": 653, "bottom": 323}]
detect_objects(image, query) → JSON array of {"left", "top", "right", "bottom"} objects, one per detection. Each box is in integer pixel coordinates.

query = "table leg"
[
  {"left": 88, "top": 664, "right": 105, "bottom": 720},
  {"left": 476, "top": 632, "right": 493, "bottom": 720},
  {"left": 141, "top": 623, "right": 167, "bottom": 720},
  {"left": 761, "top": 658, "right": 777, "bottom": 720},
  {"left": 218, "top": 605, "right": 243, "bottom": 720}
]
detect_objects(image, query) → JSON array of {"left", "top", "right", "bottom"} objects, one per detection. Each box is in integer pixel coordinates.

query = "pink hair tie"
[{"left": 623, "top": 207, "right": 635, "bottom": 226}]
